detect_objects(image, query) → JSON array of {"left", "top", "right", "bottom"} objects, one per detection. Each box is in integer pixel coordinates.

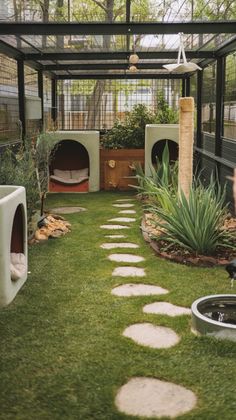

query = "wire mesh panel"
[
  {"left": 43, "top": 75, "right": 52, "bottom": 131},
  {"left": 57, "top": 78, "right": 181, "bottom": 131},
  {"left": 224, "top": 54, "right": 236, "bottom": 140},
  {"left": 202, "top": 62, "right": 216, "bottom": 135},
  {"left": 0, "top": 54, "right": 19, "bottom": 144},
  {"left": 24, "top": 65, "right": 41, "bottom": 139}
]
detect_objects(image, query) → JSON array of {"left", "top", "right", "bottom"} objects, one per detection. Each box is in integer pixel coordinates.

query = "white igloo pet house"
[
  {"left": 145, "top": 124, "right": 179, "bottom": 176},
  {"left": 48, "top": 131, "right": 100, "bottom": 192},
  {"left": 0, "top": 186, "right": 28, "bottom": 307}
]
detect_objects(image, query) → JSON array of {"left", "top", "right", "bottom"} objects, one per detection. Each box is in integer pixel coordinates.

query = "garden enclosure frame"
[{"left": 0, "top": 2, "right": 236, "bottom": 203}]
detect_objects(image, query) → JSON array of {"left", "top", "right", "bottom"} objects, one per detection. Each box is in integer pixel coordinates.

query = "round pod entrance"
[
  {"left": 151, "top": 139, "right": 179, "bottom": 166},
  {"left": 49, "top": 139, "right": 90, "bottom": 192}
]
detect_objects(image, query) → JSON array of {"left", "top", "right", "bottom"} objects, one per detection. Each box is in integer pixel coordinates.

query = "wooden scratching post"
[{"left": 178, "top": 97, "right": 194, "bottom": 200}]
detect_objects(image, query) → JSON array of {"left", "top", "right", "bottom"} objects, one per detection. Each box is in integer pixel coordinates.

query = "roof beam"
[
  {"left": 57, "top": 74, "right": 183, "bottom": 80},
  {"left": 216, "top": 35, "right": 236, "bottom": 56},
  {"left": 0, "top": 21, "right": 235, "bottom": 36},
  {"left": 24, "top": 50, "right": 215, "bottom": 61},
  {"left": 0, "top": 39, "right": 24, "bottom": 59},
  {"left": 44, "top": 63, "right": 172, "bottom": 71}
]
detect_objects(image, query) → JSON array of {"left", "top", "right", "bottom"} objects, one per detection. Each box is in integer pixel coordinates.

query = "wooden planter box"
[{"left": 100, "top": 149, "right": 144, "bottom": 191}]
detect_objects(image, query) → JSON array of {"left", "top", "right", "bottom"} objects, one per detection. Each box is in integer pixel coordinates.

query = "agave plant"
[
  {"left": 149, "top": 179, "right": 234, "bottom": 256},
  {"left": 134, "top": 142, "right": 178, "bottom": 206}
]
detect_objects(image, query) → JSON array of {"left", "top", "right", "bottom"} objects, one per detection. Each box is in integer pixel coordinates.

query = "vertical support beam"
[
  {"left": 215, "top": 56, "right": 225, "bottom": 157},
  {"left": 185, "top": 77, "right": 190, "bottom": 97},
  {"left": 196, "top": 70, "right": 203, "bottom": 148},
  {"left": 17, "top": 59, "right": 26, "bottom": 142},
  {"left": 38, "top": 70, "right": 44, "bottom": 130},
  {"left": 51, "top": 78, "right": 57, "bottom": 126},
  {"left": 182, "top": 78, "right": 186, "bottom": 97},
  {"left": 126, "top": 0, "right": 131, "bottom": 53}
]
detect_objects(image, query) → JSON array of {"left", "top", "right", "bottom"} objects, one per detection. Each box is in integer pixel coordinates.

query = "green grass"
[{"left": 0, "top": 191, "right": 236, "bottom": 420}]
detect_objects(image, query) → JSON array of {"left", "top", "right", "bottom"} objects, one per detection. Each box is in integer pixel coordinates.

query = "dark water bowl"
[{"left": 191, "top": 295, "right": 236, "bottom": 342}]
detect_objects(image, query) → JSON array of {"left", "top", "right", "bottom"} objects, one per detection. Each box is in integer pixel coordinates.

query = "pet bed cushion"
[{"left": 10, "top": 253, "right": 26, "bottom": 281}]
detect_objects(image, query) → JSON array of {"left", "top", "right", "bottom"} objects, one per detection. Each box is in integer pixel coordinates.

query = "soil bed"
[{"left": 141, "top": 214, "right": 236, "bottom": 267}]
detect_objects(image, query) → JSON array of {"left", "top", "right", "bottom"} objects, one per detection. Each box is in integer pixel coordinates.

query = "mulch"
[{"left": 141, "top": 214, "right": 236, "bottom": 267}]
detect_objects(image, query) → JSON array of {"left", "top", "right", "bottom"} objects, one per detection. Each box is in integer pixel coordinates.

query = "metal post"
[
  {"left": 17, "top": 59, "right": 26, "bottom": 142},
  {"left": 38, "top": 70, "right": 44, "bottom": 130},
  {"left": 196, "top": 70, "right": 203, "bottom": 148},
  {"left": 126, "top": 0, "right": 131, "bottom": 53},
  {"left": 186, "top": 77, "right": 190, "bottom": 96},
  {"left": 215, "top": 56, "right": 225, "bottom": 157},
  {"left": 182, "top": 78, "right": 186, "bottom": 97},
  {"left": 51, "top": 78, "right": 57, "bottom": 125}
]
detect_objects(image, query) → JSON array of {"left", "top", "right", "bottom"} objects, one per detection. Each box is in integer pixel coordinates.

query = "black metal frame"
[{"left": 0, "top": 19, "right": 235, "bottom": 163}]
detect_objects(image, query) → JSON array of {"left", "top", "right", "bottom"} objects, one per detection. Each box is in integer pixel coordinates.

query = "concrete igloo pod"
[
  {"left": 48, "top": 131, "right": 100, "bottom": 192},
  {"left": 0, "top": 186, "right": 28, "bottom": 307},
  {"left": 145, "top": 124, "right": 179, "bottom": 176}
]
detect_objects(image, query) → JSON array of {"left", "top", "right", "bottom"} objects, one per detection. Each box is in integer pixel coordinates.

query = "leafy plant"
[
  {"left": 35, "top": 132, "right": 57, "bottom": 215},
  {"left": 102, "top": 104, "right": 155, "bottom": 149},
  {"left": 134, "top": 143, "right": 178, "bottom": 209},
  {"left": 155, "top": 94, "right": 179, "bottom": 124},
  {"left": 149, "top": 179, "right": 234, "bottom": 255},
  {"left": 0, "top": 141, "right": 39, "bottom": 223}
]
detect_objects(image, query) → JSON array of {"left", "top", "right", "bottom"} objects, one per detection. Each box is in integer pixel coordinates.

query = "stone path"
[
  {"left": 119, "top": 210, "right": 136, "bottom": 214},
  {"left": 100, "top": 197, "right": 196, "bottom": 418},
  {"left": 108, "top": 217, "right": 136, "bottom": 223},
  {"left": 100, "top": 224, "right": 130, "bottom": 230},
  {"left": 112, "top": 267, "right": 146, "bottom": 277},
  {"left": 108, "top": 253, "right": 144, "bottom": 263},
  {"left": 123, "top": 323, "right": 180, "bottom": 349},
  {"left": 111, "top": 283, "right": 168, "bottom": 296},
  {"left": 113, "top": 203, "right": 134, "bottom": 208},
  {"left": 143, "top": 302, "right": 191, "bottom": 317},
  {"left": 105, "top": 235, "right": 126, "bottom": 239},
  {"left": 101, "top": 243, "right": 139, "bottom": 250},
  {"left": 115, "top": 377, "right": 197, "bottom": 418}
]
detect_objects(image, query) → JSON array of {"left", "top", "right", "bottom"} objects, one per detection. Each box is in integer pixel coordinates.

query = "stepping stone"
[
  {"left": 119, "top": 210, "right": 136, "bottom": 214},
  {"left": 101, "top": 243, "right": 139, "bottom": 250},
  {"left": 116, "top": 199, "right": 135, "bottom": 202},
  {"left": 113, "top": 204, "right": 134, "bottom": 208},
  {"left": 112, "top": 267, "right": 146, "bottom": 277},
  {"left": 105, "top": 235, "right": 126, "bottom": 239},
  {"left": 115, "top": 377, "right": 197, "bottom": 418},
  {"left": 108, "top": 254, "right": 144, "bottom": 263},
  {"left": 123, "top": 323, "right": 180, "bottom": 349},
  {"left": 50, "top": 206, "right": 86, "bottom": 214},
  {"left": 111, "top": 284, "right": 169, "bottom": 297},
  {"left": 143, "top": 302, "right": 191, "bottom": 317},
  {"left": 100, "top": 225, "right": 130, "bottom": 230},
  {"left": 109, "top": 217, "right": 136, "bottom": 223}
]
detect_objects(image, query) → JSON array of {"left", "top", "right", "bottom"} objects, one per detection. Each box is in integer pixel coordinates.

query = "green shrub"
[
  {"left": 102, "top": 104, "right": 155, "bottom": 149},
  {"left": 149, "top": 179, "right": 234, "bottom": 255},
  {"left": 102, "top": 98, "right": 178, "bottom": 150},
  {"left": 0, "top": 141, "right": 39, "bottom": 222},
  {"left": 155, "top": 95, "right": 179, "bottom": 124}
]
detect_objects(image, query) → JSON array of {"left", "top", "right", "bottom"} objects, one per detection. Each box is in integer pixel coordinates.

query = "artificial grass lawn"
[{"left": 0, "top": 191, "right": 236, "bottom": 420}]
